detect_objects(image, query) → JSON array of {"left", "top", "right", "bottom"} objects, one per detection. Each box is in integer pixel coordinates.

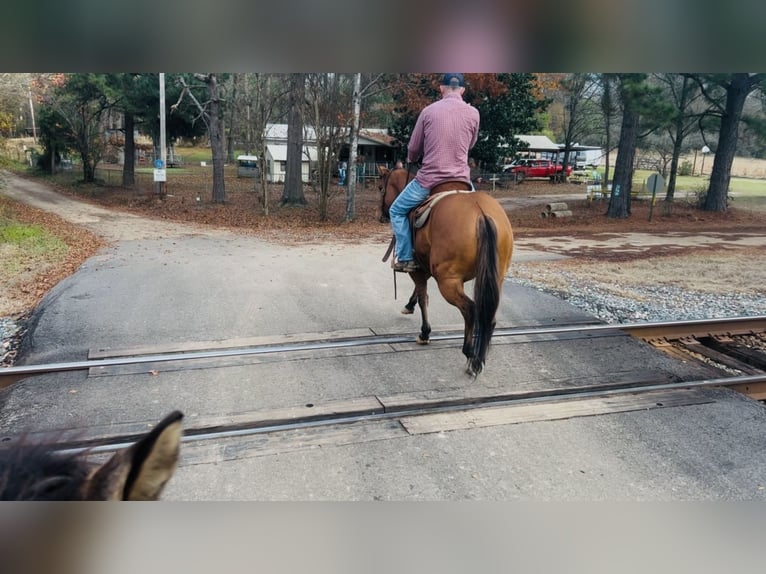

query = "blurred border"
[
  {"left": 2, "top": 502, "right": 763, "bottom": 574},
  {"left": 2, "top": 0, "right": 765, "bottom": 72}
]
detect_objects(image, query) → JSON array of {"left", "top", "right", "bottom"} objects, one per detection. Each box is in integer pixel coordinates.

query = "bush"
[
  {"left": 691, "top": 185, "right": 731, "bottom": 209},
  {"left": 678, "top": 160, "right": 692, "bottom": 176}
]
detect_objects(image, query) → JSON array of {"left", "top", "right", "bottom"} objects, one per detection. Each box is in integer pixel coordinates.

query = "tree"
[
  {"left": 695, "top": 73, "right": 766, "bottom": 212},
  {"left": 388, "top": 74, "right": 546, "bottom": 171},
  {"left": 280, "top": 73, "right": 307, "bottom": 206},
  {"left": 607, "top": 75, "right": 643, "bottom": 218},
  {"left": 650, "top": 74, "right": 706, "bottom": 210},
  {"left": 103, "top": 73, "right": 155, "bottom": 188},
  {"left": 345, "top": 73, "right": 362, "bottom": 222},
  {"left": 0, "top": 74, "right": 32, "bottom": 138},
  {"left": 36, "top": 74, "right": 115, "bottom": 182},
  {"left": 304, "top": 73, "right": 349, "bottom": 220},
  {"left": 598, "top": 73, "right": 619, "bottom": 192},
  {"left": 173, "top": 74, "right": 228, "bottom": 203},
  {"left": 548, "top": 73, "right": 601, "bottom": 174},
  {"left": 607, "top": 74, "right": 674, "bottom": 218},
  {"left": 343, "top": 73, "right": 386, "bottom": 222},
  {"left": 241, "top": 73, "right": 288, "bottom": 215}
]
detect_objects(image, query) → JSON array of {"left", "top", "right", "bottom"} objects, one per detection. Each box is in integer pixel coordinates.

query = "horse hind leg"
[
  {"left": 436, "top": 278, "right": 476, "bottom": 369},
  {"left": 411, "top": 275, "right": 431, "bottom": 344}
]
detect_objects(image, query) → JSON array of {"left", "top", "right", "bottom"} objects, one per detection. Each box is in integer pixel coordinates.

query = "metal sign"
[
  {"left": 154, "top": 159, "right": 164, "bottom": 169},
  {"left": 153, "top": 168, "right": 167, "bottom": 182},
  {"left": 646, "top": 173, "right": 665, "bottom": 195}
]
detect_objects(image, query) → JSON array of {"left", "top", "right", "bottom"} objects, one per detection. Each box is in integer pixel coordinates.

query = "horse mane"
[
  {"left": 0, "top": 441, "right": 90, "bottom": 500},
  {"left": 0, "top": 410, "right": 184, "bottom": 501}
]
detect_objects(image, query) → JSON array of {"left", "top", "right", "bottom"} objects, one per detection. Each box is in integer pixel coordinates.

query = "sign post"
[{"left": 646, "top": 173, "right": 665, "bottom": 222}]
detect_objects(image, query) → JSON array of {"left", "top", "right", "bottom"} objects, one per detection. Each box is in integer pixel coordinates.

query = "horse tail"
[{"left": 472, "top": 213, "right": 500, "bottom": 374}]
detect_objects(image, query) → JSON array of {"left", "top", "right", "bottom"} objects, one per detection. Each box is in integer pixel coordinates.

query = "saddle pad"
[{"left": 413, "top": 190, "right": 473, "bottom": 229}]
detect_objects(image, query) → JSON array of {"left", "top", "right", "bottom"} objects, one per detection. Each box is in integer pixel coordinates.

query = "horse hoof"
[
  {"left": 465, "top": 360, "right": 483, "bottom": 378},
  {"left": 416, "top": 336, "right": 430, "bottom": 345},
  {"left": 401, "top": 307, "right": 414, "bottom": 315}
]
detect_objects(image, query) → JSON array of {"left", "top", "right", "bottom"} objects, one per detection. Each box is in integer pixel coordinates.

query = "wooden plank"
[
  {"left": 378, "top": 369, "right": 676, "bottom": 412},
  {"left": 399, "top": 389, "right": 713, "bottom": 435},
  {"left": 730, "top": 382, "right": 766, "bottom": 401},
  {"left": 676, "top": 338, "right": 761, "bottom": 375},
  {"left": 84, "top": 419, "right": 409, "bottom": 466},
  {"left": 3, "top": 396, "right": 384, "bottom": 449},
  {"left": 88, "top": 342, "right": 396, "bottom": 377},
  {"left": 88, "top": 327, "right": 377, "bottom": 359}
]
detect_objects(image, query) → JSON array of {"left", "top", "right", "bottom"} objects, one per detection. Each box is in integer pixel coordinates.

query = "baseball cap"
[{"left": 441, "top": 73, "right": 465, "bottom": 87}]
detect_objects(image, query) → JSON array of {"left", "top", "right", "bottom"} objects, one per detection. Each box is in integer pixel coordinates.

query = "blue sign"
[{"left": 154, "top": 159, "right": 164, "bottom": 169}]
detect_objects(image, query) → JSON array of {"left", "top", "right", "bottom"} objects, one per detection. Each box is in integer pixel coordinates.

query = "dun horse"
[
  {"left": 0, "top": 410, "right": 183, "bottom": 500},
  {"left": 379, "top": 167, "right": 514, "bottom": 376}
]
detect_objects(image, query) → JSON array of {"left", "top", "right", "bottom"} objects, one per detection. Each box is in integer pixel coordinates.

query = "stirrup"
[{"left": 393, "top": 260, "right": 420, "bottom": 273}]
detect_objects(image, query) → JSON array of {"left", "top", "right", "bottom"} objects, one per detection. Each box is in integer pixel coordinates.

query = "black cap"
[{"left": 441, "top": 73, "right": 465, "bottom": 87}]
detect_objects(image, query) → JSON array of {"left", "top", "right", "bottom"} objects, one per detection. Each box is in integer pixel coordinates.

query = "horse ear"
[
  {"left": 83, "top": 411, "right": 183, "bottom": 500},
  {"left": 377, "top": 165, "right": 389, "bottom": 176}
]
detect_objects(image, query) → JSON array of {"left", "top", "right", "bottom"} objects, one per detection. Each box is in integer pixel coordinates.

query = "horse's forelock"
[{"left": 0, "top": 443, "right": 91, "bottom": 501}]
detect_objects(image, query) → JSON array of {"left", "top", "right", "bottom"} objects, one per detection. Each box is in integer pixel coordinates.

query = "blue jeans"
[{"left": 389, "top": 179, "right": 430, "bottom": 262}]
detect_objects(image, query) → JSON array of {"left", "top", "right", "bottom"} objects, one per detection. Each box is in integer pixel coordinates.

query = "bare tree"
[
  {"left": 173, "top": 74, "right": 227, "bottom": 203},
  {"left": 304, "top": 73, "right": 349, "bottom": 220},
  {"left": 242, "top": 74, "right": 288, "bottom": 215},
  {"left": 554, "top": 73, "right": 601, "bottom": 177},
  {"left": 344, "top": 73, "right": 385, "bottom": 221}
]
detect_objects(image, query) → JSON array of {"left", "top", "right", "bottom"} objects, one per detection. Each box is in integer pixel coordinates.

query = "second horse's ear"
[
  {"left": 82, "top": 411, "right": 184, "bottom": 501},
  {"left": 377, "top": 165, "right": 389, "bottom": 177}
]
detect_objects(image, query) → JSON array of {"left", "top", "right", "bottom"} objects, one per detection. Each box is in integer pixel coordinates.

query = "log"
[
  {"left": 549, "top": 210, "right": 573, "bottom": 218},
  {"left": 545, "top": 202, "right": 568, "bottom": 212}
]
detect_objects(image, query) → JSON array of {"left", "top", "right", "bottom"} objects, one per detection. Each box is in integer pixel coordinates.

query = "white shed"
[{"left": 264, "top": 144, "right": 318, "bottom": 183}]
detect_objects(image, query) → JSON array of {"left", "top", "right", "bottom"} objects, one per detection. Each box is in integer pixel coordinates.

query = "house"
[
  {"left": 264, "top": 144, "right": 319, "bottom": 183},
  {"left": 262, "top": 124, "right": 396, "bottom": 181}
]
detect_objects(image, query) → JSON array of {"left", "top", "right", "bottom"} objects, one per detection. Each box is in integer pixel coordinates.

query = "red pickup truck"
[{"left": 503, "top": 159, "right": 572, "bottom": 182}]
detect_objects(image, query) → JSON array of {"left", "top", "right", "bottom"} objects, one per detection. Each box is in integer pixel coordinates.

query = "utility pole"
[
  {"left": 155, "top": 73, "right": 168, "bottom": 198},
  {"left": 27, "top": 87, "right": 37, "bottom": 143}
]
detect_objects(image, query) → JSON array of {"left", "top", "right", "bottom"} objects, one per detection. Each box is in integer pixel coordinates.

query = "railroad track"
[{"left": 2, "top": 316, "right": 765, "bottom": 456}]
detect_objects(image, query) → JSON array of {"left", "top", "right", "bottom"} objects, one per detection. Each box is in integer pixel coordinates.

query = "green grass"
[
  {"left": 0, "top": 218, "right": 67, "bottom": 255},
  {"left": 0, "top": 214, "right": 68, "bottom": 278}
]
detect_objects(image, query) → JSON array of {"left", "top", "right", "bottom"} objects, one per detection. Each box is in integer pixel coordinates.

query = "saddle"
[
  {"left": 382, "top": 180, "right": 472, "bottom": 264},
  {"left": 412, "top": 181, "right": 473, "bottom": 229}
]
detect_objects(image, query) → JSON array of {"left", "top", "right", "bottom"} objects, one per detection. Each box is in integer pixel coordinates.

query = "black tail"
[{"left": 471, "top": 214, "right": 500, "bottom": 375}]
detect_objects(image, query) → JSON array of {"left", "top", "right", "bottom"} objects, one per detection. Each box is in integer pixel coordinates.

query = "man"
[{"left": 389, "top": 73, "right": 480, "bottom": 272}]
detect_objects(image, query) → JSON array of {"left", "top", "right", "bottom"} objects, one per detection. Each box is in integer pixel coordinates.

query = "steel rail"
[
  {"left": 56, "top": 371, "right": 766, "bottom": 456},
  {"left": 2, "top": 315, "right": 765, "bottom": 387}
]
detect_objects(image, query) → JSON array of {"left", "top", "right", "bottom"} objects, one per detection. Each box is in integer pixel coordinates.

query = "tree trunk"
[
  {"left": 122, "top": 112, "right": 135, "bottom": 187},
  {"left": 281, "top": 74, "right": 307, "bottom": 206},
  {"left": 226, "top": 74, "right": 240, "bottom": 164},
  {"left": 607, "top": 94, "right": 639, "bottom": 218},
  {"left": 703, "top": 74, "right": 753, "bottom": 212},
  {"left": 601, "top": 77, "right": 613, "bottom": 193},
  {"left": 344, "top": 73, "right": 362, "bottom": 222},
  {"left": 207, "top": 75, "right": 226, "bottom": 203}
]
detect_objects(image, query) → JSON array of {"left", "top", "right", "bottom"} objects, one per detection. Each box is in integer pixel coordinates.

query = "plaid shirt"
[{"left": 408, "top": 92, "right": 480, "bottom": 190}]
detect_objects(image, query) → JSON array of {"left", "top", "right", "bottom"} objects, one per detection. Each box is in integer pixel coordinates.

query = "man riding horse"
[{"left": 389, "top": 73, "right": 479, "bottom": 273}]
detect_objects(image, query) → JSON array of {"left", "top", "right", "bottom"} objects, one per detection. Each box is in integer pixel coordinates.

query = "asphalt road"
[{"left": 2, "top": 173, "right": 766, "bottom": 501}]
